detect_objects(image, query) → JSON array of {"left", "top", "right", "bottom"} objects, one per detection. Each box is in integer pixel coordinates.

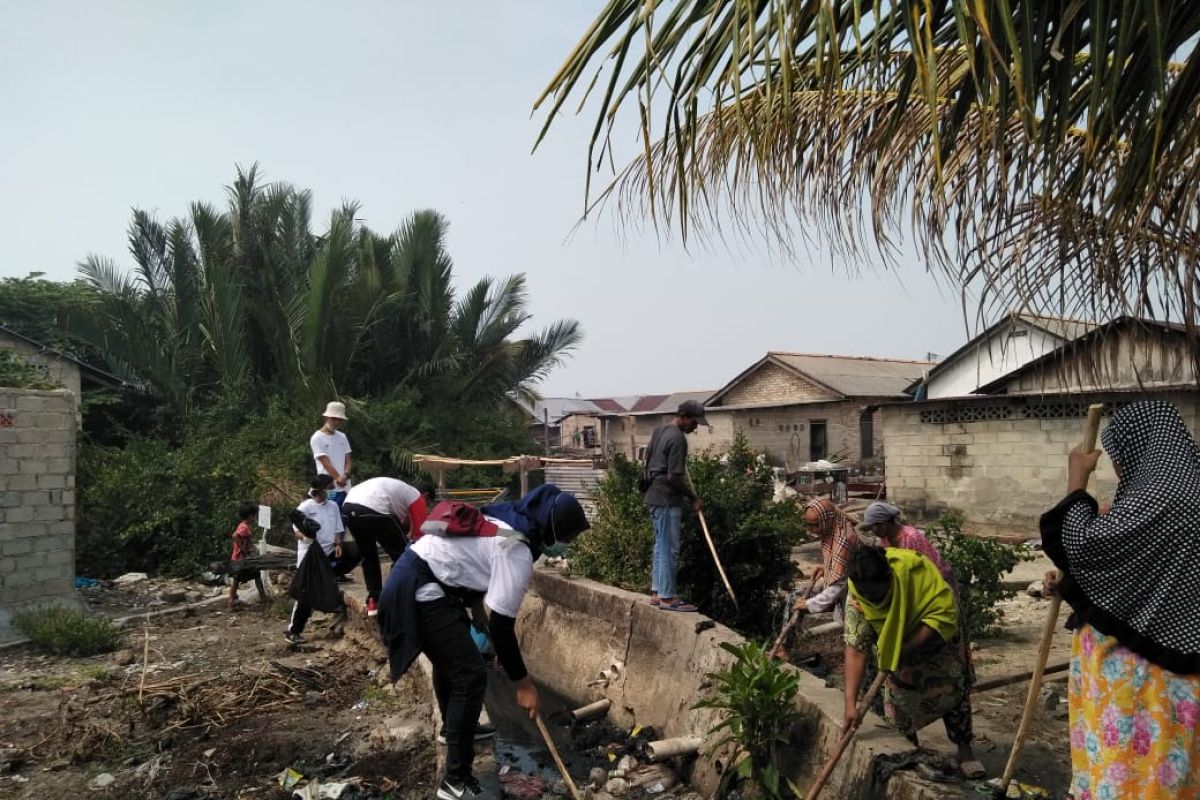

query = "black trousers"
[
  {"left": 343, "top": 503, "right": 407, "bottom": 599},
  {"left": 417, "top": 597, "right": 487, "bottom": 782},
  {"left": 288, "top": 541, "right": 363, "bottom": 634}
]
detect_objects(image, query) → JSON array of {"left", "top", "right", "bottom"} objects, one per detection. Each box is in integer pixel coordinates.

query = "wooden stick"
[
  {"left": 972, "top": 661, "right": 1070, "bottom": 694},
  {"left": 535, "top": 713, "right": 583, "bottom": 800},
  {"left": 770, "top": 581, "right": 815, "bottom": 658},
  {"left": 697, "top": 509, "right": 739, "bottom": 612},
  {"left": 996, "top": 403, "right": 1103, "bottom": 796},
  {"left": 138, "top": 616, "right": 150, "bottom": 703},
  {"left": 803, "top": 669, "right": 887, "bottom": 800}
]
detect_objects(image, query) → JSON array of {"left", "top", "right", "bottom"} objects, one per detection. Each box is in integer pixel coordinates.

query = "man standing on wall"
[
  {"left": 644, "top": 400, "right": 706, "bottom": 613},
  {"left": 311, "top": 401, "right": 352, "bottom": 507}
]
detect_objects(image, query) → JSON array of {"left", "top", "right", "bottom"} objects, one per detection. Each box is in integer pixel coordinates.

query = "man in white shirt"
[
  {"left": 310, "top": 401, "right": 352, "bottom": 507},
  {"left": 286, "top": 475, "right": 363, "bottom": 644},
  {"left": 378, "top": 485, "right": 590, "bottom": 800},
  {"left": 343, "top": 477, "right": 434, "bottom": 617}
]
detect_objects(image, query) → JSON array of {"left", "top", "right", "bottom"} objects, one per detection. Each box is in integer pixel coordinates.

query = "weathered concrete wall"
[
  {"left": 0, "top": 388, "right": 78, "bottom": 636},
  {"left": 880, "top": 391, "right": 1200, "bottom": 537},
  {"left": 518, "top": 567, "right": 939, "bottom": 798}
]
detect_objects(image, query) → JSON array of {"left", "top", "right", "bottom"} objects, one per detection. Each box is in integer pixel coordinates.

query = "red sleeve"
[{"left": 407, "top": 496, "right": 428, "bottom": 541}]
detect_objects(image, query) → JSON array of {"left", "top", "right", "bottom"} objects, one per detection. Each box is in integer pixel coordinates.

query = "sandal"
[
  {"left": 659, "top": 599, "right": 699, "bottom": 613},
  {"left": 959, "top": 760, "right": 986, "bottom": 780}
]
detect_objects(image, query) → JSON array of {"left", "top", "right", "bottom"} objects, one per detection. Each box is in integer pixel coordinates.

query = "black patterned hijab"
[{"left": 1055, "top": 401, "right": 1200, "bottom": 673}]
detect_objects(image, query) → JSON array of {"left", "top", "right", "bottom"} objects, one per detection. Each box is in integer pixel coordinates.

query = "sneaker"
[
  {"left": 436, "top": 723, "right": 497, "bottom": 745},
  {"left": 436, "top": 777, "right": 482, "bottom": 800},
  {"left": 283, "top": 630, "right": 306, "bottom": 645},
  {"left": 366, "top": 597, "right": 379, "bottom": 618}
]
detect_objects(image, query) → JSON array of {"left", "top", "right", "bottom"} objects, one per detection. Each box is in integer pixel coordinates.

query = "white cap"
[{"left": 322, "top": 401, "right": 348, "bottom": 420}]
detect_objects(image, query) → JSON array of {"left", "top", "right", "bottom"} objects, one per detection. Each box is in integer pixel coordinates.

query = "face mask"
[{"left": 542, "top": 542, "right": 569, "bottom": 558}]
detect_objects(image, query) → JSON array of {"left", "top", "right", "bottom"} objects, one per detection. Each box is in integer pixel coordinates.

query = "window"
[
  {"left": 809, "top": 420, "right": 827, "bottom": 461},
  {"left": 859, "top": 411, "right": 875, "bottom": 459}
]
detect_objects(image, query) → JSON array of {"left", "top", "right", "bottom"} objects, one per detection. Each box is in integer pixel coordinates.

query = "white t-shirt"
[
  {"left": 411, "top": 518, "right": 534, "bottom": 618},
  {"left": 294, "top": 497, "right": 345, "bottom": 566},
  {"left": 310, "top": 429, "right": 352, "bottom": 489},
  {"left": 345, "top": 477, "right": 421, "bottom": 520}
]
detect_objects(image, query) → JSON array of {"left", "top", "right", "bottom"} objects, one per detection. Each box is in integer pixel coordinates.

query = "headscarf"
[
  {"left": 482, "top": 483, "right": 589, "bottom": 556},
  {"left": 1049, "top": 401, "right": 1200, "bottom": 673},
  {"left": 849, "top": 548, "right": 958, "bottom": 672},
  {"left": 807, "top": 497, "right": 858, "bottom": 585}
]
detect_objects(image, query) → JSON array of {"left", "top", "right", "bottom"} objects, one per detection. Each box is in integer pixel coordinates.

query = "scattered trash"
[
  {"left": 333, "top": 731, "right": 351, "bottom": 746},
  {"left": 500, "top": 771, "right": 548, "bottom": 800},
  {"left": 11, "top": 774, "right": 28, "bottom": 783},
  {"left": 277, "top": 767, "right": 305, "bottom": 790},
  {"left": 500, "top": 765, "right": 512, "bottom": 777},
  {"left": 604, "top": 777, "right": 629, "bottom": 795},
  {"left": 588, "top": 767, "right": 607, "bottom": 787},
  {"left": 202, "top": 748, "right": 216, "bottom": 759},
  {"left": 1026, "top": 581, "right": 1046, "bottom": 599},
  {"left": 89, "top": 772, "right": 116, "bottom": 788},
  {"left": 350, "top": 700, "right": 369, "bottom": 712},
  {"left": 159, "top": 588, "right": 189, "bottom": 604},
  {"left": 113, "top": 572, "right": 149, "bottom": 585},
  {"left": 1038, "top": 686, "right": 1062, "bottom": 711},
  {"left": 293, "top": 779, "right": 356, "bottom": 800},
  {"left": 1022, "top": 538, "right": 1043, "bottom": 551},
  {"left": 983, "top": 778, "right": 1053, "bottom": 798},
  {"left": 75, "top": 577, "right": 101, "bottom": 589},
  {"left": 112, "top": 649, "right": 136, "bottom": 666}
]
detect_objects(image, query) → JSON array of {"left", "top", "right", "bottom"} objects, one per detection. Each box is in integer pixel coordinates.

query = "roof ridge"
[
  {"left": 1012, "top": 311, "right": 1096, "bottom": 325},
  {"left": 767, "top": 351, "right": 936, "bottom": 364}
]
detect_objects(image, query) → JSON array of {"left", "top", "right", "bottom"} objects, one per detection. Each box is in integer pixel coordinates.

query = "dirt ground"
[
  {"left": 0, "top": 579, "right": 435, "bottom": 800},
  {"left": 784, "top": 544, "right": 1073, "bottom": 795}
]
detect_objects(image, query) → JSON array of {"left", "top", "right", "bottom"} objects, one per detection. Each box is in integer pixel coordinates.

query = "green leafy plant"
[
  {"left": 928, "top": 513, "right": 1032, "bottom": 637},
  {"left": 695, "top": 641, "right": 800, "bottom": 800},
  {"left": 0, "top": 349, "right": 60, "bottom": 390},
  {"left": 13, "top": 606, "right": 122, "bottom": 656},
  {"left": 567, "top": 433, "right": 802, "bottom": 635}
]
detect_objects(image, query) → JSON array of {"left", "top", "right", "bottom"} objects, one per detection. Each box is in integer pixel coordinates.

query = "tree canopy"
[{"left": 534, "top": 2, "right": 1200, "bottom": 327}]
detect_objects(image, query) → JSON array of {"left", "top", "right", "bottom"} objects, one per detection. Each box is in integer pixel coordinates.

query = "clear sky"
[{"left": 0, "top": 1, "right": 975, "bottom": 397}]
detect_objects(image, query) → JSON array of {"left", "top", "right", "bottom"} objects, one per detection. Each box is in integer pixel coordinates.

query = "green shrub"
[
  {"left": 695, "top": 641, "right": 800, "bottom": 800},
  {"left": 566, "top": 454, "right": 653, "bottom": 590},
  {"left": 928, "top": 513, "right": 1032, "bottom": 637},
  {"left": 0, "top": 349, "right": 60, "bottom": 390},
  {"left": 568, "top": 431, "right": 802, "bottom": 636},
  {"left": 13, "top": 606, "right": 122, "bottom": 656}
]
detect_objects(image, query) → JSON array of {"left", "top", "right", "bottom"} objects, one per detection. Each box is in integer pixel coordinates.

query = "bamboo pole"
[
  {"left": 535, "top": 714, "right": 583, "bottom": 800},
  {"left": 996, "top": 403, "right": 1103, "bottom": 797},
  {"left": 697, "top": 509, "right": 739, "bottom": 612}
]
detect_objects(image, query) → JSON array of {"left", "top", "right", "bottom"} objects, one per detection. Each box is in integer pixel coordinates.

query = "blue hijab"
[{"left": 482, "top": 483, "right": 588, "bottom": 554}]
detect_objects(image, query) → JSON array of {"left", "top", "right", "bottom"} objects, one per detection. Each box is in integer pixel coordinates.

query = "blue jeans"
[{"left": 650, "top": 505, "right": 683, "bottom": 599}]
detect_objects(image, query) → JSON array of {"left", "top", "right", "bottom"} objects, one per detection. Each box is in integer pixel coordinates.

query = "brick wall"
[
  {"left": 880, "top": 391, "right": 1200, "bottom": 537},
  {"left": 0, "top": 389, "right": 78, "bottom": 635},
  {"left": 0, "top": 332, "right": 83, "bottom": 403},
  {"left": 719, "top": 362, "right": 836, "bottom": 405}
]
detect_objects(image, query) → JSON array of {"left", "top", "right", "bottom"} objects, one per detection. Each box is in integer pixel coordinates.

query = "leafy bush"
[
  {"left": 928, "top": 513, "right": 1032, "bottom": 637},
  {"left": 76, "top": 393, "right": 539, "bottom": 578},
  {"left": 0, "top": 349, "right": 60, "bottom": 390},
  {"left": 695, "top": 641, "right": 800, "bottom": 800},
  {"left": 13, "top": 606, "right": 122, "bottom": 656},
  {"left": 566, "top": 453, "right": 653, "bottom": 590},
  {"left": 569, "top": 431, "right": 802, "bottom": 636}
]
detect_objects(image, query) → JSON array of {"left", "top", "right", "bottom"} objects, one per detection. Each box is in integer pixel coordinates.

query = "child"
[{"left": 229, "top": 501, "right": 267, "bottom": 609}]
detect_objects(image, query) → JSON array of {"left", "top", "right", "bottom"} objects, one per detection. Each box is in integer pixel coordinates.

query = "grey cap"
[
  {"left": 860, "top": 501, "right": 902, "bottom": 530},
  {"left": 677, "top": 399, "right": 708, "bottom": 425}
]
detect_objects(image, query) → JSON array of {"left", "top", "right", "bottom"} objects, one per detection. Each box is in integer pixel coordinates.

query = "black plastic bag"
[{"left": 288, "top": 544, "right": 341, "bottom": 612}]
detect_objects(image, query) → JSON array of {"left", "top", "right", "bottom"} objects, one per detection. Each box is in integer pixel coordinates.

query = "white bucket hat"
[{"left": 322, "top": 401, "right": 348, "bottom": 420}]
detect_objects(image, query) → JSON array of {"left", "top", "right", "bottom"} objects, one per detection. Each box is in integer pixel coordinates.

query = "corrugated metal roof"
[
  {"left": 769, "top": 353, "right": 934, "bottom": 397},
  {"left": 1014, "top": 313, "right": 1098, "bottom": 342},
  {"left": 588, "top": 398, "right": 627, "bottom": 413},
  {"left": 629, "top": 394, "right": 670, "bottom": 413}
]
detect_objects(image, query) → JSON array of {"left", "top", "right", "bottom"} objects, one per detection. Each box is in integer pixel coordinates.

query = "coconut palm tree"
[
  {"left": 73, "top": 168, "right": 582, "bottom": 414},
  {"left": 534, "top": 2, "right": 1200, "bottom": 327}
]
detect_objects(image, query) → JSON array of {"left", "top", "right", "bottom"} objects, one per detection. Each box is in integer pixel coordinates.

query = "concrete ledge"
[{"left": 520, "top": 566, "right": 973, "bottom": 798}]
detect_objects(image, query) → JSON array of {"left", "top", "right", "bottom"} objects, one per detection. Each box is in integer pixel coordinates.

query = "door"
[{"left": 809, "top": 420, "right": 827, "bottom": 461}]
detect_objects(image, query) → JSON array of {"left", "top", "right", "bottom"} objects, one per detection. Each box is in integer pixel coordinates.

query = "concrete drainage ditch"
[{"left": 347, "top": 565, "right": 973, "bottom": 800}]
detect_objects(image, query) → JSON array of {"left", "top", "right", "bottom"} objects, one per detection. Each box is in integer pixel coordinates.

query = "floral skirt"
[{"left": 1068, "top": 624, "right": 1200, "bottom": 800}]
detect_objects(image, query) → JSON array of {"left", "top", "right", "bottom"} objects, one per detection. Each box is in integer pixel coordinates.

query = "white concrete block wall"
[
  {"left": 880, "top": 392, "right": 1200, "bottom": 537},
  {"left": 0, "top": 389, "right": 77, "bottom": 633}
]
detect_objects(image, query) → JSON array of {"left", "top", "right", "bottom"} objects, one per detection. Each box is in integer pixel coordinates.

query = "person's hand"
[
  {"left": 692, "top": 497, "right": 703, "bottom": 514},
  {"left": 515, "top": 676, "right": 540, "bottom": 720},
  {"left": 1099, "top": 503, "right": 1111, "bottom": 515},
  {"left": 793, "top": 596, "right": 808, "bottom": 613},
  {"left": 810, "top": 566, "right": 825, "bottom": 584},
  {"left": 843, "top": 700, "right": 860, "bottom": 731},
  {"left": 1068, "top": 446, "right": 1102, "bottom": 492},
  {"left": 334, "top": 542, "right": 343, "bottom": 559},
  {"left": 336, "top": 476, "right": 348, "bottom": 488},
  {"left": 1043, "top": 570, "right": 1061, "bottom": 596}
]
